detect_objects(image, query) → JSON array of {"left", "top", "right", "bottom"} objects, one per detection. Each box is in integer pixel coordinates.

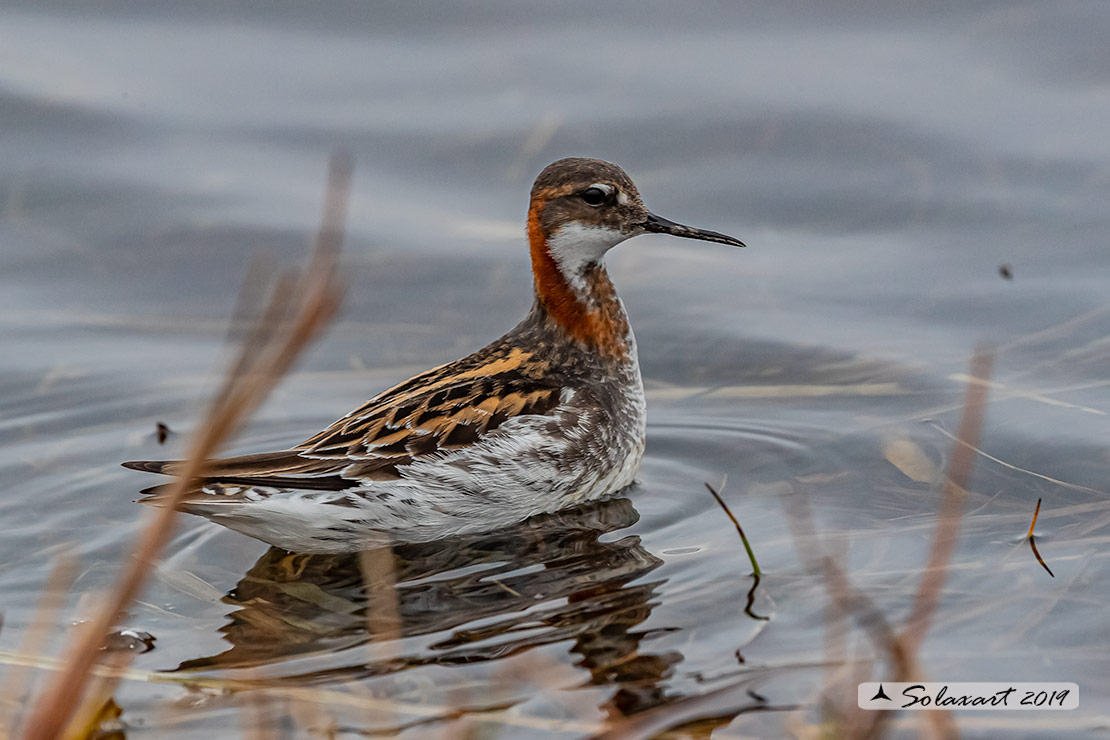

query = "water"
[{"left": 1, "top": 3, "right": 1108, "bottom": 737}]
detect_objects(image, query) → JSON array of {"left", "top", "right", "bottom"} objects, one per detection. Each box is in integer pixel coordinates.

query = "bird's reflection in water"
[{"left": 177, "top": 497, "right": 684, "bottom": 718}]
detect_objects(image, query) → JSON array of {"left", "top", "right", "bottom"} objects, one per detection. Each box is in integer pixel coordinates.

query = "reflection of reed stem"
[{"left": 358, "top": 546, "right": 403, "bottom": 655}]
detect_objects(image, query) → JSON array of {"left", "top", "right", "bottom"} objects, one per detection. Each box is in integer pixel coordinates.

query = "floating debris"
[{"left": 1027, "top": 497, "right": 1054, "bottom": 578}]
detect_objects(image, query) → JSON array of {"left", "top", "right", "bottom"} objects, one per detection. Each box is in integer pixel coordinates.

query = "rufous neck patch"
[{"left": 528, "top": 203, "right": 631, "bottom": 360}]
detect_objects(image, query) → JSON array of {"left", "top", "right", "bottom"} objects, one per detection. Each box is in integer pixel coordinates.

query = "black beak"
[{"left": 642, "top": 212, "right": 745, "bottom": 248}]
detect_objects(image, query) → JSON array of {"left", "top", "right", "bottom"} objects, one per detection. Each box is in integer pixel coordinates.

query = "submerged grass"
[
  {"left": 705, "top": 479, "right": 769, "bottom": 622},
  {"left": 705, "top": 480, "right": 762, "bottom": 579}
]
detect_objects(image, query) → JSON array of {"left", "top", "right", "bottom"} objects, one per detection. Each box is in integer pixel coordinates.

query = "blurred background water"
[{"left": 0, "top": 2, "right": 1108, "bottom": 738}]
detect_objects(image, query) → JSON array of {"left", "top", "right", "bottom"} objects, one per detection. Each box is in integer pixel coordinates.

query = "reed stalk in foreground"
[
  {"left": 592, "top": 350, "right": 993, "bottom": 740},
  {"left": 0, "top": 554, "right": 76, "bottom": 732},
  {"left": 16, "top": 153, "right": 352, "bottom": 740},
  {"left": 776, "top": 347, "right": 993, "bottom": 740},
  {"left": 899, "top": 349, "right": 993, "bottom": 658}
]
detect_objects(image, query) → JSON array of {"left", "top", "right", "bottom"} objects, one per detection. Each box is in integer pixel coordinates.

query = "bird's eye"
[{"left": 580, "top": 186, "right": 608, "bottom": 207}]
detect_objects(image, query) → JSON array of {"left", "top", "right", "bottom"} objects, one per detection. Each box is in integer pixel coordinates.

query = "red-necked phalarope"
[{"left": 125, "top": 158, "right": 745, "bottom": 553}]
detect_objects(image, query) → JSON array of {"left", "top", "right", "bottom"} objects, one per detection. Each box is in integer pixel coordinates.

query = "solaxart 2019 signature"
[{"left": 858, "top": 682, "right": 1078, "bottom": 711}]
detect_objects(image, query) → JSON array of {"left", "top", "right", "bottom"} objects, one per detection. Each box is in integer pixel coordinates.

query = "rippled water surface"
[{"left": 1, "top": 3, "right": 1109, "bottom": 738}]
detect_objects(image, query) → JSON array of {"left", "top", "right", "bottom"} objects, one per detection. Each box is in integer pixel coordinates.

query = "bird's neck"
[{"left": 527, "top": 205, "right": 632, "bottom": 361}]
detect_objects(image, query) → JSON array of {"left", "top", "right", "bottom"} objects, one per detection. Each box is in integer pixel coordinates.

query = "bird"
[{"left": 124, "top": 158, "right": 745, "bottom": 553}]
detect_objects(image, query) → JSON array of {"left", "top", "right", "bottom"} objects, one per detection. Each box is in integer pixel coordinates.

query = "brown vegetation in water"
[{"left": 8, "top": 154, "right": 350, "bottom": 740}]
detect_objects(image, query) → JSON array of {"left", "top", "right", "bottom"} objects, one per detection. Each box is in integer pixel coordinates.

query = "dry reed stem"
[
  {"left": 820, "top": 540, "right": 851, "bottom": 723},
  {"left": 0, "top": 553, "right": 76, "bottom": 731},
  {"left": 850, "top": 342, "right": 993, "bottom": 740},
  {"left": 808, "top": 543, "right": 907, "bottom": 740},
  {"left": 355, "top": 544, "right": 403, "bottom": 728},
  {"left": 240, "top": 668, "right": 279, "bottom": 740},
  {"left": 783, "top": 348, "right": 994, "bottom": 740},
  {"left": 18, "top": 153, "right": 351, "bottom": 740},
  {"left": 358, "top": 547, "right": 402, "bottom": 652},
  {"left": 784, "top": 505, "right": 939, "bottom": 740},
  {"left": 288, "top": 692, "right": 339, "bottom": 739},
  {"left": 900, "top": 348, "right": 993, "bottom": 655},
  {"left": 59, "top": 651, "right": 130, "bottom": 740},
  {"left": 828, "top": 347, "right": 992, "bottom": 740}
]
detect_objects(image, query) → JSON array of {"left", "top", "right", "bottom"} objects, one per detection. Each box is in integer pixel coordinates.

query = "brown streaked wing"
[
  {"left": 295, "top": 367, "right": 564, "bottom": 472},
  {"left": 124, "top": 345, "right": 565, "bottom": 490}
]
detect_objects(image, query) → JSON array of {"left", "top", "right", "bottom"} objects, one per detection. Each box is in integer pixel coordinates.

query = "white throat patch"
[{"left": 546, "top": 223, "right": 627, "bottom": 292}]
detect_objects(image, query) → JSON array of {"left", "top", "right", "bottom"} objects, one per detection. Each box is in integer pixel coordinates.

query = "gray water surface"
[{"left": 1, "top": 3, "right": 1108, "bottom": 738}]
